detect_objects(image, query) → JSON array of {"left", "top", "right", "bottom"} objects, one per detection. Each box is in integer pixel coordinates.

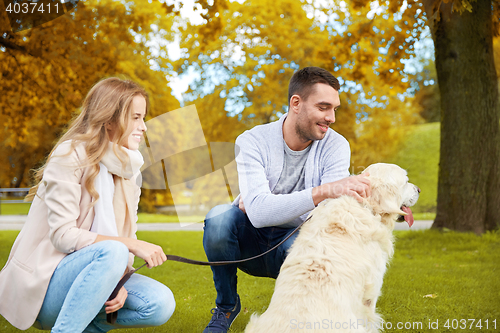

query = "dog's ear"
[{"left": 368, "top": 179, "right": 405, "bottom": 216}]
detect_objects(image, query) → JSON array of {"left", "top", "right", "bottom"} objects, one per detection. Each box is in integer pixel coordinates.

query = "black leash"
[
  {"left": 166, "top": 214, "right": 311, "bottom": 266},
  {"left": 106, "top": 262, "right": 148, "bottom": 324},
  {"left": 106, "top": 214, "right": 312, "bottom": 323}
]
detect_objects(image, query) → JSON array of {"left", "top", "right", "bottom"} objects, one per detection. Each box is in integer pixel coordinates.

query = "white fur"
[{"left": 244, "top": 163, "right": 419, "bottom": 333}]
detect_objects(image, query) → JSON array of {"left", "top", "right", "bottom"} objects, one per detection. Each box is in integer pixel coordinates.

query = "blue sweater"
[{"left": 233, "top": 113, "right": 351, "bottom": 228}]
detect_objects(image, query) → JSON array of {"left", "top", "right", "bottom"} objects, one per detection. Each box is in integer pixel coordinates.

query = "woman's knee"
[
  {"left": 95, "top": 240, "right": 129, "bottom": 272},
  {"left": 149, "top": 286, "right": 175, "bottom": 326},
  {"left": 124, "top": 274, "right": 175, "bottom": 327},
  {"left": 134, "top": 284, "right": 175, "bottom": 327}
]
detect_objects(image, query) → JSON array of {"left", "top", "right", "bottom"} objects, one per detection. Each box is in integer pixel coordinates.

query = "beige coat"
[{"left": 0, "top": 141, "right": 140, "bottom": 330}]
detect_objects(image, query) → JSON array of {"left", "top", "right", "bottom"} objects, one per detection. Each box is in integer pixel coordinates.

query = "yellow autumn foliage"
[
  {"left": 0, "top": 0, "right": 179, "bottom": 191},
  {"left": 176, "top": 0, "right": 424, "bottom": 174}
]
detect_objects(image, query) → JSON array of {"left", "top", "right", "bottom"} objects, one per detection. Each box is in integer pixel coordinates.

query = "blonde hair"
[{"left": 26, "top": 77, "right": 149, "bottom": 202}]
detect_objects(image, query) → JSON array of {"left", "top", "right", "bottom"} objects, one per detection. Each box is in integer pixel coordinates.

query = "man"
[{"left": 202, "top": 67, "right": 371, "bottom": 333}]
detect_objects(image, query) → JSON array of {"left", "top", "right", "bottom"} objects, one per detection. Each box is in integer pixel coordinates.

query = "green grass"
[
  {"left": 136, "top": 213, "right": 205, "bottom": 223},
  {"left": 0, "top": 202, "right": 31, "bottom": 215},
  {"left": 0, "top": 204, "right": 203, "bottom": 223},
  {"left": 1, "top": 229, "right": 499, "bottom": 332},
  {"left": 385, "top": 122, "right": 440, "bottom": 214},
  {"left": 413, "top": 212, "right": 436, "bottom": 221}
]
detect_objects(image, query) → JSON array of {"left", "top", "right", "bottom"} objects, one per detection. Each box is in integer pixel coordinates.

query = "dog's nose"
[{"left": 417, "top": 187, "right": 421, "bottom": 193}]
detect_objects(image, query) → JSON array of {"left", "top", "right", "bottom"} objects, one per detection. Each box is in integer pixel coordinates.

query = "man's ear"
[{"left": 289, "top": 95, "right": 301, "bottom": 114}]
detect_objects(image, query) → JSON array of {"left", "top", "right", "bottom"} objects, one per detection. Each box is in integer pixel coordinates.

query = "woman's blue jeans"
[
  {"left": 35, "top": 240, "right": 175, "bottom": 333},
  {"left": 203, "top": 204, "right": 298, "bottom": 311}
]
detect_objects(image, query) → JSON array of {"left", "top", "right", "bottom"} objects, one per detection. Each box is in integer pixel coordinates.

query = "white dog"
[{"left": 244, "top": 163, "right": 420, "bottom": 333}]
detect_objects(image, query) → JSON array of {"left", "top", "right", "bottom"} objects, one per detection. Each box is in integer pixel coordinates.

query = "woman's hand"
[
  {"left": 94, "top": 235, "right": 167, "bottom": 268},
  {"left": 105, "top": 286, "right": 128, "bottom": 314},
  {"left": 129, "top": 239, "right": 167, "bottom": 268}
]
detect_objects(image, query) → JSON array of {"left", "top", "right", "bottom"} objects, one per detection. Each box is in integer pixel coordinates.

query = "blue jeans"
[
  {"left": 203, "top": 204, "right": 298, "bottom": 310},
  {"left": 35, "top": 240, "right": 175, "bottom": 333}
]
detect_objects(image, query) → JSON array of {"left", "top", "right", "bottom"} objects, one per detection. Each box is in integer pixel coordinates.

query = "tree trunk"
[{"left": 423, "top": 0, "right": 500, "bottom": 233}]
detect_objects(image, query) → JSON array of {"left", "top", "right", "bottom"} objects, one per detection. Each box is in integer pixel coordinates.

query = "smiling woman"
[
  {"left": 0, "top": 77, "right": 175, "bottom": 332},
  {"left": 106, "top": 95, "right": 147, "bottom": 151}
]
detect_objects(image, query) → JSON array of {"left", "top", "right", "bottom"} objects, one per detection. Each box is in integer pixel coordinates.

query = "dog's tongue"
[{"left": 402, "top": 206, "right": 414, "bottom": 227}]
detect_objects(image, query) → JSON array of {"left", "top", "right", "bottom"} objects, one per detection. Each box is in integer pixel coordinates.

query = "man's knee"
[
  {"left": 279, "top": 231, "right": 299, "bottom": 261},
  {"left": 205, "top": 204, "right": 239, "bottom": 221},
  {"left": 203, "top": 204, "right": 242, "bottom": 252}
]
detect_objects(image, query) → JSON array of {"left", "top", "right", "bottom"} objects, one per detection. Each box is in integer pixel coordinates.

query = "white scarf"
[{"left": 91, "top": 143, "right": 144, "bottom": 236}]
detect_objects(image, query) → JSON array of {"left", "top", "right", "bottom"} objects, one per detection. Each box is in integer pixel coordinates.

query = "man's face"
[{"left": 294, "top": 83, "right": 340, "bottom": 143}]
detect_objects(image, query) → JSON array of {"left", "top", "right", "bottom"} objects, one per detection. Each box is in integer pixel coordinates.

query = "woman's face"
[
  {"left": 108, "top": 95, "right": 147, "bottom": 150},
  {"left": 123, "top": 95, "right": 147, "bottom": 150}
]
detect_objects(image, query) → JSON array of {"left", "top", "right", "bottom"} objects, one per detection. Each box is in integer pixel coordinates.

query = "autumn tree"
[
  {"left": 0, "top": 0, "right": 179, "bottom": 194},
  {"left": 421, "top": 0, "right": 500, "bottom": 233}
]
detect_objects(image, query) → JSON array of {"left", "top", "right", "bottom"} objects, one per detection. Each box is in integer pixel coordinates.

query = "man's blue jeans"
[
  {"left": 203, "top": 204, "right": 299, "bottom": 311},
  {"left": 35, "top": 240, "right": 175, "bottom": 332}
]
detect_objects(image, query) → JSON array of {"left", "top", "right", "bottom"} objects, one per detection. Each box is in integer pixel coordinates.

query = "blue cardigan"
[{"left": 233, "top": 113, "right": 351, "bottom": 228}]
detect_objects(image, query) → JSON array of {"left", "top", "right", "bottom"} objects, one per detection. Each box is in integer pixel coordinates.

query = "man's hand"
[
  {"left": 105, "top": 286, "right": 128, "bottom": 314},
  {"left": 312, "top": 173, "right": 371, "bottom": 205},
  {"left": 238, "top": 196, "right": 246, "bottom": 214}
]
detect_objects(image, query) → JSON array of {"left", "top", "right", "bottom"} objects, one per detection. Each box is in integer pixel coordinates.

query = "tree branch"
[{"left": 0, "top": 34, "right": 41, "bottom": 59}]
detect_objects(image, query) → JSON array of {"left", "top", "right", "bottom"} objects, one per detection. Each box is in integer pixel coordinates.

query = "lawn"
[
  {"left": 0, "top": 202, "right": 31, "bottom": 215},
  {"left": 135, "top": 213, "right": 205, "bottom": 223},
  {"left": 0, "top": 203, "right": 203, "bottom": 223},
  {"left": 1, "top": 229, "right": 499, "bottom": 332},
  {"left": 385, "top": 122, "right": 440, "bottom": 215}
]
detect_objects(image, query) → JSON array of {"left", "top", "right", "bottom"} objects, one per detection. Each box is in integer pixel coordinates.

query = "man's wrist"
[{"left": 312, "top": 184, "right": 327, "bottom": 206}]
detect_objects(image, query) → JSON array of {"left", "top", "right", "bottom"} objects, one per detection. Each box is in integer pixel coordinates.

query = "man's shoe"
[{"left": 202, "top": 295, "right": 241, "bottom": 333}]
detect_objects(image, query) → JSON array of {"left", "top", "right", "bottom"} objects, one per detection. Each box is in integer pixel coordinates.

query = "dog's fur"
[{"left": 244, "top": 163, "right": 420, "bottom": 333}]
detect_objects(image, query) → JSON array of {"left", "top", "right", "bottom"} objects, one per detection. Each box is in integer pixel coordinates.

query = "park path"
[{"left": 0, "top": 215, "right": 433, "bottom": 231}]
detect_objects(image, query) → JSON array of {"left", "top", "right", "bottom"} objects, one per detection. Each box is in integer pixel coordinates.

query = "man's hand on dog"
[
  {"left": 239, "top": 196, "right": 246, "bottom": 214},
  {"left": 238, "top": 173, "right": 371, "bottom": 213},
  {"left": 312, "top": 173, "right": 371, "bottom": 205}
]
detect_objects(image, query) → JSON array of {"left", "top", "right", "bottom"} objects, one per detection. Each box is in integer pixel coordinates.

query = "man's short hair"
[{"left": 288, "top": 67, "right": 340, "bottom": 105}]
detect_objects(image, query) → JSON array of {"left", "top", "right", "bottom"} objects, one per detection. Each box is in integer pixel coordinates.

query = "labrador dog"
[{"left": 245, "top": 163, "right": 420, "bottom": 333}]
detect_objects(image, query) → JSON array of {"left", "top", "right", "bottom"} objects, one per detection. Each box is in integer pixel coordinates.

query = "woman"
[{"left": 0, "top": 78, "right": 175, "bottom": 332}]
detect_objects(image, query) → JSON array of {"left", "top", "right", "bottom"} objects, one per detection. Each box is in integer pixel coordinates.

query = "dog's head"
[{"left": 362, "top": 163, "right": 420, "bottom": 227}]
